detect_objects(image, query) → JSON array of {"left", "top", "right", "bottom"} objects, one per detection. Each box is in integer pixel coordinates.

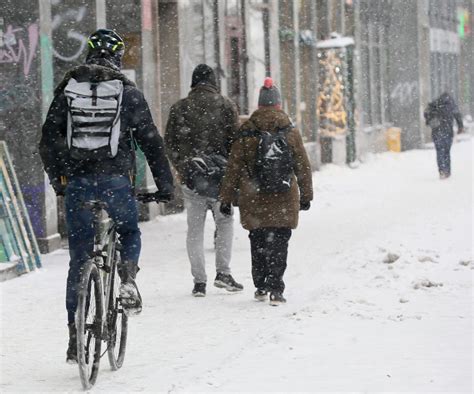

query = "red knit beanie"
[{"left": 258, "top": 77, "right": 282, "bottom": 107}]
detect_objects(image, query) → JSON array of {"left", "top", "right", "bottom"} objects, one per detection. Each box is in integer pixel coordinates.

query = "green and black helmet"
[{"left": 87, "top": 29, "right": 125, "bottom": 57}]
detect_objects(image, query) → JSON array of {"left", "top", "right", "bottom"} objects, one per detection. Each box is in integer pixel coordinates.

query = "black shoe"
[
  {"left": 254, "top": 288, "right": 268, "bottom": 301},
  {"left": 66, "top": 323, "right": 77, "bottom": 364},
  {"left": 214, "top": 273, "right": 244, "bottom": 292},
  {"left": 269, "top": 292, "right": 286, "bottom": 306},
  {"left": 118, "top": 261, "right": 142, "bottom": 316},
  {"left": 192, "top": 282, "right": 206, "bottom": 297}
]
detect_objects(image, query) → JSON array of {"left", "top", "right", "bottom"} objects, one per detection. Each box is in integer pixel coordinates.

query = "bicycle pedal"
[
  {"left": 121, "top": 298, "right": 136, "bottom": 306},
  {"left": 100, "top": 265, "right": 111, "bottom": 273},
  {"left": 123, "top": 306, "right": 142, "bottom": 317}
]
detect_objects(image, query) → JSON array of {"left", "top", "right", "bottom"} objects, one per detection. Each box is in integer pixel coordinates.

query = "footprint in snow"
[
  {"left": 413, "top": 279, "right": 443, "bottom": 289},
  {"left": 418, "top": 255, "right": 438, "bottom": 263},
  {"left": 383, "top": 253, "right": 400, "bottom": 264}
]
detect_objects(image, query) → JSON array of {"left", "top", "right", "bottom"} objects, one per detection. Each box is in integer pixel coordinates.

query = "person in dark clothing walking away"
[
  {"left": 219, "top": 78, "right": 313, "bottom": 306},
  {"left": 165, "top": 64, "right": 243, "bottom": 297},
  {"left": 424, "top": 92, "right": 464, "bottom": 179},
  {"left": 39, "top": 29, "right": 174, "bottom": 363}
]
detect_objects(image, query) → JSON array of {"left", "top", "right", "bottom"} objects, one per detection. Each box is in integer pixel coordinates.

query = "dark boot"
[
  {"left": 66, "top": 322, "right": 78, "bottom": 364},
  {"left": 254, "top": 288, "right": 268, "bottom": 301},
  {"left": 269, "top": 292, "right": 287, "bottom": 306},
  {"left": 117, "top": 261, "right": 142, "bottom": 316}
]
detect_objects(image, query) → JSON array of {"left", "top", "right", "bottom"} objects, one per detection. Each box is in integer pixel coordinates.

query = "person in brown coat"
[{"left": 219, "top": 77, "right": 313, "bottom": 306}]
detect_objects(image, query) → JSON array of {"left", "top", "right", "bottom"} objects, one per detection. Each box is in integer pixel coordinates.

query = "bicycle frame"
[
  {"left": 76, "top": 192, "right": 163, "bottom": 389},
  {"left": 90, "top": 209, "right": 119, "bottom": 343}
]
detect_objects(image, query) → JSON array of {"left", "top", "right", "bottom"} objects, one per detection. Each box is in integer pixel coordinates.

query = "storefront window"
[
  {"left": 360, "top": 42, "right": 371, "bottom": 126},
  {"left": 428, "top": 0, "right": 460, "bottom": 101},
  {"left": 51, "top": 0, "right": 96, "bottom": 86},
  {"left": 358, "top": 0, "right": 389, "bottom": 127},
  {"left": 106, "top": 0, "right": 142, "bottom": 87},
  {"left": 224, "top": 0, "right": 248, "bottom": 113}
]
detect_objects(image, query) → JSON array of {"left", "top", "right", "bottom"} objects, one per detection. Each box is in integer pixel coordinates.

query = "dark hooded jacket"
[
  {"left": 39, "top": 64, "right": 174, "bottom": 194},
  {"left": 424, "top": 92, "right": 463, "bottom": 140},
  {"left": 219, "top": 108, "right": 313, "bottom": 230},
  {"left": 164, "top": 84, "right": 239, "bottom": 179}
]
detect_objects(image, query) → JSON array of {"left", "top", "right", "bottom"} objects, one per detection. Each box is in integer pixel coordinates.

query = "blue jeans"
[{"left": 65, "top": 175, "right": 140, "bottom": 323}]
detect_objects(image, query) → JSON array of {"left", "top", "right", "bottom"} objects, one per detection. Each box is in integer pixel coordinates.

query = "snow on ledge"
[{"left": 317, "top": 34, "right": 355, "bottom": 49}]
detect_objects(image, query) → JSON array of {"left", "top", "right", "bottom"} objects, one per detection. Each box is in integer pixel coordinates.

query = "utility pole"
[{"left": 37, "top": 0, "right": 61, "bottom": 252}]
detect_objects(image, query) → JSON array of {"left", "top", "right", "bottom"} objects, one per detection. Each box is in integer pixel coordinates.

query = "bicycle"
[{"left": 75, "top": 192, "right": 165, "bottom": 390}]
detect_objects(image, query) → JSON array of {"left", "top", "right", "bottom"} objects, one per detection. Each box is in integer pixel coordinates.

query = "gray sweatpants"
[{"left": 182, "top": 186, "right": 234, "bottom": 284}]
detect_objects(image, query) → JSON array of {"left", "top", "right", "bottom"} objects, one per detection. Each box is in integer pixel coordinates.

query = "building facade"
[{"left": 0, "top": 0, "right": 472, "bottom": 252}]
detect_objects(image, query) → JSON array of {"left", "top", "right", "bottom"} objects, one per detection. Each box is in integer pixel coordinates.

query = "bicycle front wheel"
[
  {"left": 76, "top": 261, "right": 104, "bottom": 390},
  {"left": 106, "top": 238, "right": 128, "bottom": 370}
]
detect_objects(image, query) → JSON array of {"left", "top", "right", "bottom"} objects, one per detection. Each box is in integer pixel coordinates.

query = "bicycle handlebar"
[{"left": 136, "top": 192, "right": 171, "bottom": 204}]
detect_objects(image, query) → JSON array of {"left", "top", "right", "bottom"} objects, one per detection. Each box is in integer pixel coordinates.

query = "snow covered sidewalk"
[{"left": 1, "top": 139, "right": 472, "bottom": 392}]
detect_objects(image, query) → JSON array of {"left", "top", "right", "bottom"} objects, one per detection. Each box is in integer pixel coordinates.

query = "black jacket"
[
  {"left": 164, "top": 84, "right": 239, "bottom": 178},
  {"left": 39, "top": 64, "right": 174, "bottom": 195},
  {"left": 424, "top": 92, "right": 463, "bottom": 139}
]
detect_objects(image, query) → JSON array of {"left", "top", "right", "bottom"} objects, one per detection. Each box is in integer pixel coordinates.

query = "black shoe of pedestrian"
[
  {"left": 254, "top": 288, "right": 268, "bottom": 302},
  {"left": 192, "top": 282, "right": 206, "bottom": 297},
  {"left": 269, "top": 292, "right": 286, "bottom": 306},
  {"left": 66, "top": 323, "right": 78, "bottom": 364},
  {"left": 214, "top": 273, "right": 244, "bottom": 292}
]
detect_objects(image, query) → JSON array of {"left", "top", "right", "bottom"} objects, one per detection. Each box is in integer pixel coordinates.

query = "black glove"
[
  {"left": 300, "top": 201, "right": 311, "bottom": 211},
  {"left": 219, "top": 202, "right": 232, "bottom": 217},
  {"left": 51, "top": 180, "right": 66, "bottom": 197}
]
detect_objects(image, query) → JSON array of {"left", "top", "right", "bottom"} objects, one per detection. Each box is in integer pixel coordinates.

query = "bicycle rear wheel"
[
  {"left": 106, "top": 238, "right": 128, "bottom": 370},
  {"left": 76, "top": 261, "right": 104, "bottom": 390}
]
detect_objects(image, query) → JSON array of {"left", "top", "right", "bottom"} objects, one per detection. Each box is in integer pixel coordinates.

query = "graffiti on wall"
[
  {"left": 0, "top": 5, "right": 89, "bottom": 77},
  {"left": 0, "top": 1, "right": 90, "bottom": 114},
  {"left": 0, "top": 19, "right": 40, "bottom": 114},
  {"left": 51, "top": 4, "right": 88, "bottom": 62},
  {"left": 390, "top": 81, "right": 418, "bottom": 106},
  {"left": 0, "top": 21, "right": 39, "bottom": 76},
  {"left": 316, "top": 50, "right": 347, "bottom": 137}
]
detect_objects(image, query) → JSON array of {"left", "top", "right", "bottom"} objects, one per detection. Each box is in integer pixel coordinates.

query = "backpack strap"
[
  {"left": 276, "top": 125, "right": 293, "bottom": 135},
  {"left": 239, "top": 129, "right": 260, "bottom": 139},
  {"left": 90, "top": 82, "right": 98, "bottom": 106},
  {"left": 238, "top": 129, "right": 259, "bottom": 179},
  {"left": 240, "top": 124, "right": 292, "bottom": 139}
]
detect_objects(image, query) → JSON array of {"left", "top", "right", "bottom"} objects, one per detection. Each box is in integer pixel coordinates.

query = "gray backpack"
[{"left": 64, "top": 78, "right": 123, "bottom": 160}]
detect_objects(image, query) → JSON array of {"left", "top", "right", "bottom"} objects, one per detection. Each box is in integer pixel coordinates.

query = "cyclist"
[{"left": 39, "top": 29, "right": 174, "bottom": 363}]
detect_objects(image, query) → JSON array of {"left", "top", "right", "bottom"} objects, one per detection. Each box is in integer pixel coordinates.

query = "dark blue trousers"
[
  {"left": 64, "top": 175, "right": 140, "bottom": 323},
  {"left": 249, "top": 227, "right": 292, "bottom": 294},
  {"left": 433, "top": 133, "right": 453, "bottom": 176}
]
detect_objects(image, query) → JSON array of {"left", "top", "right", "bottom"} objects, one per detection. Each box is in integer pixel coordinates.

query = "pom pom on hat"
[{"left": 263, "top": 77, "right": 273, "bottom": 89}]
